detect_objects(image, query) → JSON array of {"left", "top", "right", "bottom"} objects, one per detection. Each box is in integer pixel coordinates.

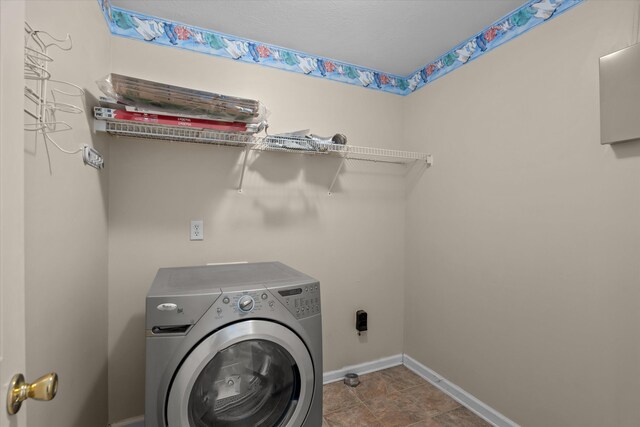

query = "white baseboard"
[
  {"left": 403, "top": 354, "right": 520, "bottom": 427},
  {"left": 323, "top": 354, "right": 403, "bottom": 384},
  {"left": 108, "top": 415, "right": 144, "bottom": 427}
]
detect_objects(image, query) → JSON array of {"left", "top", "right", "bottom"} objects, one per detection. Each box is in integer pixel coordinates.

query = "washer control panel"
[
  {"left": 213, "top": 283, "right": 320, "bottom": 321},
  {"left": 215, "top": 289, "right": 276, "bottom": 319},
  {"left": 277, "top": 283, "right": 321, "bottom": 319}
]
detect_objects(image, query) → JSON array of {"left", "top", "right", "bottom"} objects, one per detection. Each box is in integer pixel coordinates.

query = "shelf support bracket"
[
  {"left": 328, "top": 157, "right": 347, "bottom": 196},
  {"left": 238, "top": 145, "right": 251, "bottom": 193}
]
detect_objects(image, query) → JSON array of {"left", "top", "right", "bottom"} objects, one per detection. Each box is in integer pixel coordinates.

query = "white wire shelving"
[
  {"left": 93, "top": 119, "right": 253, "bottom": 147},
  {"left": 93, "top": 108, "right": 432, "bottom": 194}
]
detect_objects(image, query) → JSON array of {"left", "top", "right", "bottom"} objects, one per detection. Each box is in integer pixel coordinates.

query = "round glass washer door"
[{"left": 167, "top": 320, "right": 314, "bottom": 427}]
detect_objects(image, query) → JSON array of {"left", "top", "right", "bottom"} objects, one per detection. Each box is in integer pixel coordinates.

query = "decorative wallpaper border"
[
  {"left": 98, "top": 0, "right": 583, "bottom": 96},
  {"left": 404, "top": 0, "right": 583, "bottom": 93}
]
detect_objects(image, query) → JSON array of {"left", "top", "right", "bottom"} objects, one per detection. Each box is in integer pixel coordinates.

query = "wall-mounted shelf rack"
[
  {"left": 93, "top": 112, "right": 253, "bottom": 147},
  {"left": 93, "top": 108, "right": 432, "bottom": 194}
]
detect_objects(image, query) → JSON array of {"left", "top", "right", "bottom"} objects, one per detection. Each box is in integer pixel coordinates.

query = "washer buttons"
[
  {"left": 222, "top": 297, "right": 230, "bottom": 304},
  {"left": 261, "top": 293, "right": 268, "bottom": 300}
]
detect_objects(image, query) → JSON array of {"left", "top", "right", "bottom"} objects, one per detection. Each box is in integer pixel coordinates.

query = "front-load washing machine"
[{"left": 145, "top": 262, "right": 322, "bottom": 427}]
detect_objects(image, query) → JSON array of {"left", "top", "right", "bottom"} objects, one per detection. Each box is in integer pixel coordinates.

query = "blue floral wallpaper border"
[{"left": 98, "top": 0, "right": 583, "bottom": 96}]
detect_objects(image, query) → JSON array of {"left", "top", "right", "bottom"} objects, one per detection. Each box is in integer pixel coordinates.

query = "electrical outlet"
[{"left": 190, "top": 220, "right": 204, "bottom": 241}]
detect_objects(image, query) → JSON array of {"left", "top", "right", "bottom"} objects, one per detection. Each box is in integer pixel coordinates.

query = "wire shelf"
[
  {"left": 93, "top": 108, "right": 432, "bottom": 193},
  {"left": 94, "top": 115, "right": 429, "bottom": 163},
  {"left": 328, "top": 144, "right": 430, "bottom": 164},
  {"left": 96, "top": 120, "right": 255, "bottom": 148}
]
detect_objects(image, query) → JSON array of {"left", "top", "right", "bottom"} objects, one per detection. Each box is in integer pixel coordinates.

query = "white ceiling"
[{"left": 110, "top": 0, "right": 525, "bottom": 76}]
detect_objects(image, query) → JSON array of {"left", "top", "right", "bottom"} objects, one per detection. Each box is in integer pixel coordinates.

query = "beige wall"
[
  {"left": 403, "top": 2, "right": 640, "bottom": 426},
  {"left": 24, "top": 2, "right": 110, "bottom": 427},
  {"left": 107, "top": 38, "right": 406, "bottom": 422},
  {"left": 21, "top": 2, "right": 640, "bottom": 425}
]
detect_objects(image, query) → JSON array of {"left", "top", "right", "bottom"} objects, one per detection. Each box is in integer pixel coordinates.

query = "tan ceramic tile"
[
  {"left": 323, "top": 403, "right": 383, "bottom": 427},
  {"left": 363, "top": 391, "right": 428, "bottom": 425},
  {"left": 324, "top": 368, "right": 486, "bottom": 427},
  {"left": 404, "top": 384, "right": 461, "bottom": 418},
  {"left": 351, "top": 372, "right": 397, "bottom": 401},
  {"left": 322, "top": 381, "right": 360, "bottom": 415},
  {"left": 432, "top": 407, "right": 491, "bottom": 427},
  {"left": 378, "top": 365, "right": 425, "bottom": 391}
]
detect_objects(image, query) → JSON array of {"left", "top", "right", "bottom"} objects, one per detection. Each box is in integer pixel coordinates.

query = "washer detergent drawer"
[
  {"left": 146, "top": 293, "right": 220, "bottom": 331},
  {"left": 167, "top": 320, "right": 314, "bottom": 427}
]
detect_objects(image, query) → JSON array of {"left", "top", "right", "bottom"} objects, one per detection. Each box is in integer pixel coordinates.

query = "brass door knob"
[{"left": 6, "top": 372, "right": 58, "bottom": 415}]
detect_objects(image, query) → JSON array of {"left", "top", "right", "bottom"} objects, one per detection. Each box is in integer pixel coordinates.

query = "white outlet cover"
[{"left": 190, "top": 220, "right": 204, "bottom": 241}]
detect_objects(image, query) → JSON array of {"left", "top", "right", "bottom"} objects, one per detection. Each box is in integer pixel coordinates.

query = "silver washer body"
[{"left": 145, "top": 262, "right": 323, "bottom": 427}]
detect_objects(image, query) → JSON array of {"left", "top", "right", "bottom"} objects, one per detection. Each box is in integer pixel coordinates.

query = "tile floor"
[{"left": 322, "top": 366, "right": 491, "bottom": 427}]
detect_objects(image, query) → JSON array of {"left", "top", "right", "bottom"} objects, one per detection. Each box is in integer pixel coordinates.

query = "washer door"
[{"left": 167, "top": 320, "right": 314, "bottom": 427}]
